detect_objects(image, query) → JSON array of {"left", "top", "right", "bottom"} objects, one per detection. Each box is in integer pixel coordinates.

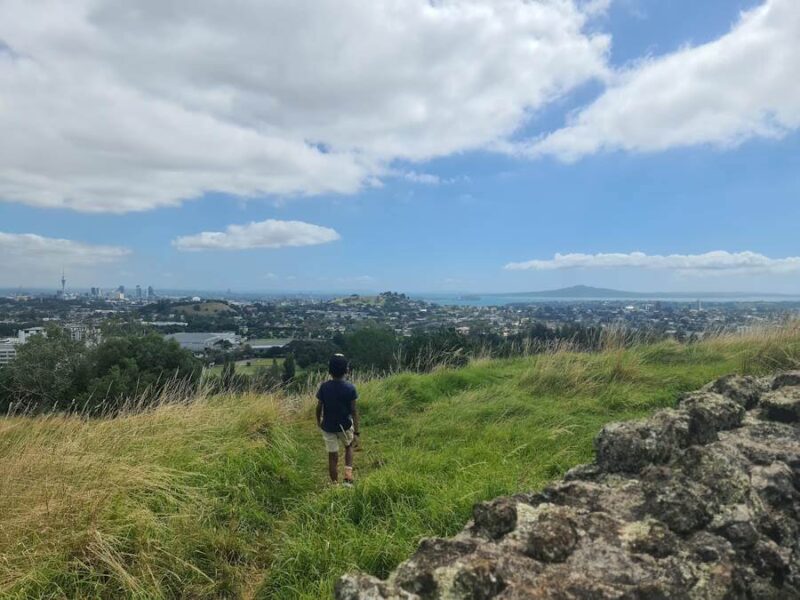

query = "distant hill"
[
  {"left": 173, "top": 300, "right": 236, "bottom": 315},
  {"left": 510, "top": 285, "right": 649, "bottom": 299},
  {"left": 507, "top": 285, "right": 796, "bottom": 300}
]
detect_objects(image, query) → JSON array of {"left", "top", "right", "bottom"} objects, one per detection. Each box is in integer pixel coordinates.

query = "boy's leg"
[
  {"left": 322, "top": 431, "right": 339, "bottom": 482},
  {"left": 343, "top": 428, "right": 354, "bottom": 483},
  {"left": 345, "top": 443, "right": 353, "bottom": 468},
  {"left": 328, "top": 451, "right": 339, "bottom": 482},
  {"left": 344, "top": 445, "right": 354, "bottom": 484}
]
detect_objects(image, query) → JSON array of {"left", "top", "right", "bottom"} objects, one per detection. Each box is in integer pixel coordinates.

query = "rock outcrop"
[{"left": 336, "top": 372, "right": 800, "bottom": 599}]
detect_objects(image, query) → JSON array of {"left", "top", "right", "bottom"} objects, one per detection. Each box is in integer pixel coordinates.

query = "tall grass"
[
  {"left": 706, "top": 321, "right": 800, "bottom": 373},
  {"left": 1, "top": 324, "right": 800, "bottom": 598},
  {"left": 0, "top": 388, "right": 311, "bottom": 598}
]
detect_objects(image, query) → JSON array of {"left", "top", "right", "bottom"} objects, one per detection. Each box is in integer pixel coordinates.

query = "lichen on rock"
[{"left": 335, "top": 372, "right": 800, "bottom": 599}]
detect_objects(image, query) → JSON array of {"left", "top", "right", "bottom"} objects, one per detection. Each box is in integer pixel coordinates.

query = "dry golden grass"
[{"left": 0, "top": 387, "right": 289, "bottom": 597}]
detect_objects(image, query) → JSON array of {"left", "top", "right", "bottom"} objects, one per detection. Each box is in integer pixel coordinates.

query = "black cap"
[{"left": 329, "top": 353, "right": 348, "bottom": 377}]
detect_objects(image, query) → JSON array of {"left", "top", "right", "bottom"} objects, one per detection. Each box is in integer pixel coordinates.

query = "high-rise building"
[
  {"left": 90, "top": 287, "right": 99, "bottom": 297},
  {"left": 147, "top": 285, "right": 155, "bottom": 299},
  {"left": 0, "top": 340, "right": 17, "bottom": 366},
  {"left": 136, "top": 285, "right": 142, "bottom": 300}
]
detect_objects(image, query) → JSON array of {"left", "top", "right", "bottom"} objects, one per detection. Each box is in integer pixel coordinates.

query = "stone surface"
[
  {"left": 594, "top": 409, "right": 691, "bottom": 473},
  {"left": 522, "top": 505, "right": 579, "bottom": 563},
  {"left": 705, "top": 374, "right": 765, "bottom": 409},
  {"left": 472, "top": 497, "right": 519, "bottom": 540},
  {"left": 772, "top": 371, "right": 800, "bottom": 390},
  {"left": 679, "top": 391, "right": 745, "bottom": 443},
  {"left": 761, "top": 386, "right": 800, "bottom": 423},
  {"left": 336, "top": 373, "right": 800, "bottom": 599}
]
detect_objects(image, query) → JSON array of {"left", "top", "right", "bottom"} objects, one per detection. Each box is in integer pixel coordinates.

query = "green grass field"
[
  {"left": 206, "top": 357, "right": 285, "bottom": 377},
  {"left": 2, "top": 328, "right": 800, "bottom": 598}
]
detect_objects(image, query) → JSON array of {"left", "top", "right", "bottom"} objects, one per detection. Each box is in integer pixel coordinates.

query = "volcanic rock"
[{"left": 336, "top": 372, "right": 800, "bottom": 599}]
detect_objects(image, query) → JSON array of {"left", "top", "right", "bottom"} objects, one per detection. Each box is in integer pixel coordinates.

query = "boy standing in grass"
[{"left": 316, "top": 354, "right": 360, "bottom": 486}]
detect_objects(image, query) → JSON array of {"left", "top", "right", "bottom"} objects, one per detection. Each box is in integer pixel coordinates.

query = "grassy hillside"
[
  {"left": 205, "top": 357, "right": 285, "bottom": 377},
  {"left": 2, "top": 328, "right": 800, "bottom": 598},
  {"left": 174, "top": 301, "right": 236, "bottom": 316}
]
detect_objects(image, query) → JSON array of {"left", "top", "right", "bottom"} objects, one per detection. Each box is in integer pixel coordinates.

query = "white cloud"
[
  {"left": 173, "top": 219, "right": 340, "bottom": 251},
  {"left": 529, "top": 0, "right": 800, "bottom": 160},
  {"left": 0, "top": 232, "right": 130, "bottom": 285},
  {"left": 0, "top": 0, "right": 609, "bottom": 212},
  {"left": 401, "top": 172, "right": 444, "bottom": 185},
  {"left": 0, "top": 232, "right": 130, "bottom": 266},
  {"left": 504, "top": 251, "right": 800, "bottom": 274}
]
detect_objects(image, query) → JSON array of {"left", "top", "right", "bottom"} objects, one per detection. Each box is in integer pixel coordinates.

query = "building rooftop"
[{"left": 166, "top": 332, "right": 237, "bottom": 343}]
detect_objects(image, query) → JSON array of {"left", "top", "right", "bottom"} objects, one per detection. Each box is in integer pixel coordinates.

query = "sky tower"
[{"left": 61, "top": 268, "right": 66, "bottom": 296}]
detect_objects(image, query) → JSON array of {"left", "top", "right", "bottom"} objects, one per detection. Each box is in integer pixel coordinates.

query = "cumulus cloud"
[
  {"left": 529, "top": 0, "right": 800, "bottom": 160},
  {"left": 0, "top": 0, "right": 609, "bottom": 212},
  {"left": 0, "top": 232, "right": 130, "bottom": 285},
  {"left": 504, "top": 251, "right": 800, "bottom": 274},
  {"left": 0, "top": 232, "right": 130, "bottom": 266},
  {"left": 173, "top": 219, "right": 340, "bottom": 251}
]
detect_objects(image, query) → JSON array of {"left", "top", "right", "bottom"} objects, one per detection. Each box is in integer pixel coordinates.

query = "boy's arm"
[{"left": 315, "top": 399, "right": 323, "bottom": 428}]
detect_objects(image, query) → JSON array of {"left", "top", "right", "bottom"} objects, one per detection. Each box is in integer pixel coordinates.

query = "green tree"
[
  {"left": 401, "top": 328, "right": 470, "bottom": 371},
  {"left": 221, "top": 356, "right": 236, "bottom": 390},
  {"left": 0, "top": 327, "right": 88, "bottom": 412},
  {"left": 1, "top": 331, "right": 202, "bottom": 414},
  {"left": 286, "top": 340, "right": 339, "bottom": 369},
  {"left": 81, "top": 334, "right": 202, "bottom": 411},
  {"left": 282, "top": 354, "right": 296, "bottom": 384},
  {"left": 254, "top": 358, "right": 283, "bottom": 391},
  {"left": 345, "top": 325, "right": 398, "bottom": 372}
]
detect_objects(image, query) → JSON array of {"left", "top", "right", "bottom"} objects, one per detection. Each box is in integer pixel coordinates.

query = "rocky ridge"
[{"left": 336, "top": 372, "right": 800, "bottom": 599}]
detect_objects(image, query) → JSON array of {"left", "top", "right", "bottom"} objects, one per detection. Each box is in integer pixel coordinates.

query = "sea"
[{"left": 411, "top": 293, "right": 800, "bottom": 307}]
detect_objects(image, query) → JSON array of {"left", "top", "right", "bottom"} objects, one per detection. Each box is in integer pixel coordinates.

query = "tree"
[
  {"left": 80, "top": 334, "right": 202, "bottom": 411},
  {"left": 0, "top": 326, "right": 87, "bottom": 412},
  {"left": 221, "top": 356, "right": 236, "bottom": 390},
  {"left": 254, "top": 358, "right": 283, "bottom": 391},
  {"left": 1, "top": 331, "right": 202, "bottom": 415},
  {"left": 282, "top": 354, "right": 296, "bottom": 384},
  {"left": 332, "top": 331, "right": 346, "bottom": 352},
  {"left": 285, "top": 340, "right": 339, "bottom": 369},
  {"left": 401, "top": 328, "right": 470, "bottom": 371},
  {"left": 345, "top": 325, "right": 399, "bottom": 372}
]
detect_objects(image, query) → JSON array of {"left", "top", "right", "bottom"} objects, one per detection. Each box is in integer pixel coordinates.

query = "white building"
[
  {"left": 65, "top": 324, "right": 98, "bottom": 342},
  {"left": 248, "top": 338, "right": 293, "bottom": 351},
  {"left": 17, "top": 327, "right": 46, "bottom": 343},
  {"left": 0, "top": 339, "right": 18, "bottom": 366},
  {"left": 165, "top": 332, "right": 240, "bottom": 353},
  {"left": 14, "top": 325, "right": 98, "bottom": 346}
]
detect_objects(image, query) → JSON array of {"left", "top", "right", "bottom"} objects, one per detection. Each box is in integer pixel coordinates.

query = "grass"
[
  {"left": 2, "top": 326, "right": 800, "bottom": 598},
  {"left": 206, "top": 358, "right": 285, "bottom": 377}
]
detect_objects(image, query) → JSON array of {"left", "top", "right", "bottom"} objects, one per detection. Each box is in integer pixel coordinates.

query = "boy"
[{"left": 316, "top": 353, "right": 360, "bottom": 486}]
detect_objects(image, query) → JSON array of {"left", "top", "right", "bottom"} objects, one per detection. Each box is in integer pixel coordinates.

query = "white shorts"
[{"left": 322, "top": 426, "right": 355, "bottom": 453}]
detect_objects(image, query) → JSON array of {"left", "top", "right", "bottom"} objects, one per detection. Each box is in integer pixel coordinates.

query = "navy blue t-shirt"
[{"left": 316, "top": 379, "right": 358, "bottom": 433}]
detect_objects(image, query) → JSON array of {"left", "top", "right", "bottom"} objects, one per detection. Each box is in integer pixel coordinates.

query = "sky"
[{"left": 1, "top": 0, "right": 799, "bottom": 294}]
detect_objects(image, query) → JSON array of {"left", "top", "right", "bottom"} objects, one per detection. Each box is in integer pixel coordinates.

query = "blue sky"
[{"left": 1, "top": 0, "right": 798, "bottom": 293}]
